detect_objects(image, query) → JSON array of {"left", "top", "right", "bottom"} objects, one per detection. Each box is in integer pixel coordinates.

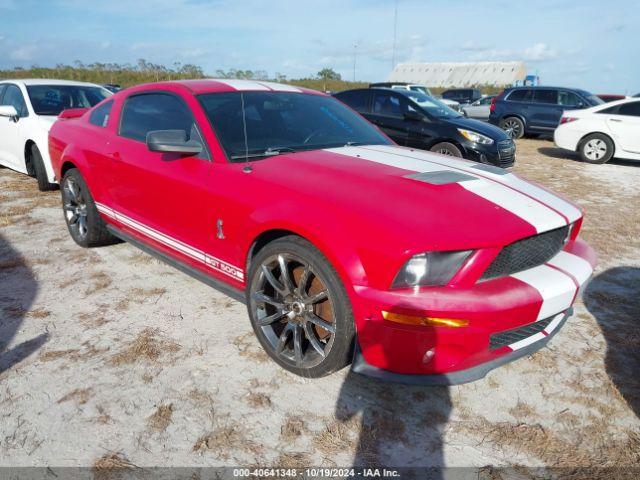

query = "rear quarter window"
[{"left": 89, "top": 100, "right": 113, "bottom": 127}]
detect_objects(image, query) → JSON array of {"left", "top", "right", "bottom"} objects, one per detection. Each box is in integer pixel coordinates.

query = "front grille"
[
  {"left": 481, "top": 225, "right": 570, "bottom": 280},
  {"left": 490, "top": 315, "right": 555, "bottom": 350},
  {"left": 497, "top": 140, "right": 516, "bottom": 168}
]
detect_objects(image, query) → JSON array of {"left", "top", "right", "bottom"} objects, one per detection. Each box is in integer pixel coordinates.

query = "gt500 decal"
[{"left": 95, "top": 202, "right": 244, "bottom": 282}]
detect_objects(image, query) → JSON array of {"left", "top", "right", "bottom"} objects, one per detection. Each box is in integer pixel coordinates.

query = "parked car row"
[
  {"left": 0, "top": 77, "right": 595, "bottom": 384},
  {"left": 0, "top": 79, "right": 111, "bottom": 190},
  {"left": 334, "top": 87, "right": 515, "bottom": 167}
]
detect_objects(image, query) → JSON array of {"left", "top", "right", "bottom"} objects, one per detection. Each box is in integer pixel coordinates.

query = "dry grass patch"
[
  {"left": 92, "top": 452, "right": 137, "bottom": 478},
  {"left": 0, "top": 256, "right": 28, "bottom": 270},
  {"left": 192, "top": 420, "right": 262, "bottom": 459},
  {"left": 313, "top": 417, "right": 356, "bottom": 454},
  {"left": 57, "top": 388, "right": 92, "bottom": 406},
  {"left": 85, "top": 271, "right": 113, "bottom": 295},
  {"left": 109, "top": 328, "right": 181, "bottom": 366},
  {"left": 509, "top": 399, "right": 539, "bottom": 420},
  {"left": 147, "top": 403, "right": 174, "bottom": 432},
  {"left": 232, "top": 332, "right": 269, "bottom": 363},
  {"left": 276, "top": 451, "right": 312, "bottom": 468},
  {"left": 280, "top": 415, "right": 306, "bottom": 441},
  {"left": 27, "top": 308, "right": 51, "bottom": 319},
  {"left": 246, "top": 392, "right": 271, "bottom": 408},
  {"left": 40, "top": 342, "right": 109, "bottom": 363}
]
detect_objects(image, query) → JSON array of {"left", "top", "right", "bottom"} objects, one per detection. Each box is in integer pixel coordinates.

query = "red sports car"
[{"left": 49, "top": 79, "right": 595, "bottom": 384}]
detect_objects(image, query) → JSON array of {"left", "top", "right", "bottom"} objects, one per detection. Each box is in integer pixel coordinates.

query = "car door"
[
  {"left": 530, "top": 89, "right": 562, "bottom": 130},
  {"left": 0, "top": 84, "right": 29, "bottom": 170},
  {"left": 106, "top": 91, "right": 218, "bottom": 264},
  {"left": 606, "top": 101, "right": 640, "bottom": 153},
  {"left": 369, "top": 91, "right": 410, "bottom": 145}
]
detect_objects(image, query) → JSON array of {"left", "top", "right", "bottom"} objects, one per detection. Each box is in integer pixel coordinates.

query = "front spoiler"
[{"left": 351, "top": 308, "right": 572, "bottom": 386}]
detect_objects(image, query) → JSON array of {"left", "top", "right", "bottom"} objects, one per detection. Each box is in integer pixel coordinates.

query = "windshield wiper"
[
  {"left": 230, "top": 146, "right": 296, "bottom": 161},
  {"left": 344, "top": 141, "right": 369, "bottom": 147}
]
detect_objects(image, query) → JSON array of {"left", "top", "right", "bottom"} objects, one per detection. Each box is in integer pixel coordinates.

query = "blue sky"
[{"left": 1, "top": 0, "right": 638, "bottom": 93}]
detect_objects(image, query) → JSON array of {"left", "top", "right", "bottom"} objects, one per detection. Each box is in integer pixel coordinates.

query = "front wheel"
[
  {"left": 430, "top": 142, "right": 463, "bottom": 157},
  {"left": 579, "top": 133, "right": 614, "bottom": 164},
  {"left": 246, "top": 236, "right": 355, "bottom": 378},
  {"left": 61, "top": 169, "right": 117, "bottom": 248}
]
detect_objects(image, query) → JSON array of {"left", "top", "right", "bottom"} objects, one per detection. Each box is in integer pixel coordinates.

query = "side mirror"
[
  {"left": 404, "top": 110, "right": 423, "bottom": 122},
  {"left": 146, "top": 129, "right": 202, "bottom": 155},
  {"left": 0, "top": 105, "right": 19, "bottom": 119}
]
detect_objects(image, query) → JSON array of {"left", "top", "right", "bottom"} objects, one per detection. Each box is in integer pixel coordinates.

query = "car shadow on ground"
[
  {"left": 0, "top": 233, "right": 48, "bottom": 375},
  {"left": 537, "top": 146, "right": 640, "bottom": 167},
  {"left": 335, "top": 316, "right": 450, "bottom": 477},
  {"left": 584, "top": 267, "right": 640, "bottom": 419}
]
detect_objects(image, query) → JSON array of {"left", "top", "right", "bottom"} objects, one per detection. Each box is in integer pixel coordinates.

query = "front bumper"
[
  {"left": 464, "top": 140, "right": 515, "bottom": 168},
  {"left": 349, "top": 238, "right": 595, "bottom": 384}
]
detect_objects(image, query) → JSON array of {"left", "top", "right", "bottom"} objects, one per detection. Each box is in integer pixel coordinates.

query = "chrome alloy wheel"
[
  {"left": 584, "top": 139, "right": 608, "bottom": 161},
  {"left": 503, "top": 119, "right": 522, "bottom": 139},
  {"left": 437, "top": 147, "right": 455, "bottom": 156},
  {"left": 62, "top": 177, "right": 89, "bottom": 238},
  {"left": 250, "top": 253, "right": 335, "bottom": 369}
]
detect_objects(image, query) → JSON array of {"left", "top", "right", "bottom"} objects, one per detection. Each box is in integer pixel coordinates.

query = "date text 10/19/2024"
[{"left": 233, "top": 468, "right": 401, "bottom": 478}]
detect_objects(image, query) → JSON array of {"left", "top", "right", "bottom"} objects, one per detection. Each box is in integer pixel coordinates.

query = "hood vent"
[{"left": 405, "top": 170, "right": 478, "bottom": 185}]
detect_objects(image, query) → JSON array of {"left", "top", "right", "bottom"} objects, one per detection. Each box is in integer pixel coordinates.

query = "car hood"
[
  {"left": 446, "top": 116, "right": 510, "bottom": 141},
  {"left": 249, "top": 144, "right": 581, "bottom": 252}
]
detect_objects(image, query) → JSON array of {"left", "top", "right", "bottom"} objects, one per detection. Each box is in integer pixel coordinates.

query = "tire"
[
  {"left": 579, "top": 133, "right": 614, "bottom": 164},
  {"left": 500, "top": 117, "right": 525, "bottom": 139},
  {"left": 61, "top": 168, "right": 117, "bottom": 248},
  {"left": 430, "top": 142, "right": 463, "bottom": 157},
  {"left": 30, "top": 144, "right": 57, "bottom": 191},
  {"left": 246, "top": 235, "right": 355, "bottom": 378}
]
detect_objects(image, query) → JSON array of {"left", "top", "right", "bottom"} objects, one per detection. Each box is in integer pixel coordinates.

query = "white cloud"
[
  {"left": 9, "top": 45, "right": 38, "bottom": 61},
  {"left": 523, "top": 42, "right": 557, "bottom": 61}
]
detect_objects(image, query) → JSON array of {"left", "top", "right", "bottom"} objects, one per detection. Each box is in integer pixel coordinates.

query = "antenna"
[{"left": 240, "top": 92, "right": 252, "bottom": 173}]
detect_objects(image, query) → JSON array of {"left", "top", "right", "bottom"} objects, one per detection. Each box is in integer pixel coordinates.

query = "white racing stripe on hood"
[
  {"left": 326, "top": 146, "right": 567, "bottom": 233},
  {"left": 361, "top": 145, "right": 581, "bottom": 224}
]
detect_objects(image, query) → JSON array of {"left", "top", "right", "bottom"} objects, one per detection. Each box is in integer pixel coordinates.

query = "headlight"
[
  {"left": 457, "top": 128, "right": 494, "bottom": 145},
  {"left": 392, "top": 251, "right": 473, "bottom": 288}
]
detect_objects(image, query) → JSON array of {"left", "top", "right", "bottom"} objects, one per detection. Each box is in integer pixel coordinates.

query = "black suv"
[
  {"left": 441, "top": 88, "right": 482, "bottom": 105},
  {"left": 334, "top": 88, "right": 515, "bottom": 168},
  {"left": 489, "top": 86, "right": 603, "bottom": 139}
]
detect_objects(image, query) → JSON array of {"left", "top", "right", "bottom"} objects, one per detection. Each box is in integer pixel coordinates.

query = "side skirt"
[{"left": 106, "top": 225, "right": 246, "bottom": 304}]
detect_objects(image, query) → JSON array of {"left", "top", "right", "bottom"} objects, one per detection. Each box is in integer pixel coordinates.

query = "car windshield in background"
[
  {"left": 403, "top": 91, "right": 462, "bottom": 119},
  {"left": 584, "top": 94, "right": 605, "bottom": 106},
  {"left": 26, "top": 85, "right": 111, "bottom": 116},
  {"left": 199, "top": 92, "right": 392, "bottom": 161}
]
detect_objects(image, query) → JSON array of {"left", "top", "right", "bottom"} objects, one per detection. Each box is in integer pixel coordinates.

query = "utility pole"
[
  {"left": 353, "top": 42, "right": 358, "bottom": 82},
  {"left": 392, "top": 0, "right": 399, "bottom": 69}
]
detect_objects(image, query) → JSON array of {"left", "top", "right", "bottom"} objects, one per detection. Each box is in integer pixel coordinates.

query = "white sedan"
[
  {"left": 0, "top": 79, "right": 111, "bottom": 190},
  {"left": 554, "top": 97, "right": 640, "bottom": 164}
]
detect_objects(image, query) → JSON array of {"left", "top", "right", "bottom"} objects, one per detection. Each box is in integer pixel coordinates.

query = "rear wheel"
[
  {"left": 30, "top": 144, "right": 57, "bottom": 191},
  {"left": 500, "top": 117, "right": 525, "bottom": 139},
  {"left": 61, "top": 169, "right": 117, "bottom": 248},
  {"left": 579, "top": 133, "right": 614, "bottom": 164},
  {"left": 430, "top": 142, "right": 463, "bottom": 157},
  {"left": 246, "top": 236, "right": 355, "bottom": 378}
]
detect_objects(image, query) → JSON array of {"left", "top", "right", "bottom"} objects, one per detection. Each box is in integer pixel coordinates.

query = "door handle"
[{"left": 610, "top": 119, "right": 623, "bottom": 123}]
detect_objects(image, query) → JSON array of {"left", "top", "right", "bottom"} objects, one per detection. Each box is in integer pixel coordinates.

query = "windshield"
[
  {"left": 403, "top": 91, "right": 462, "bottom": 119},
  {"left": 409, "top": 85, "right": 432, "bottom": 96},
  {"left": 585, "top": 94, "right": 604, "bottom": 106},
  {"left": 26, "top": 85, "right": 111, "bottom": 116},
  {"left": 199, "top": 92, "right": 392, "bottom": 161}
]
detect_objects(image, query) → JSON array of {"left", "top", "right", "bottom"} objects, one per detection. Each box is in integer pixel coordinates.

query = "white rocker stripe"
[
  {"left": 327, "top": 146, "right": 568, "bottom": 233},
  {"left": 507, "top": 312, "right": 565, "bottom": 351},
  {"left": 511, "top": 264, "right": 577, "bottom": 321},
  {"left": 546, "top": 251, "right": 593, "bottom": 286},
  {"left": 94, "top": 202, "right": 244, "bottom": 282}
]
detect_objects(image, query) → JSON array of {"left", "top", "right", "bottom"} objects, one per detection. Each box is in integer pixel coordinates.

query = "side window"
[
  {"left": 507, "top": 89, "right": 532, "bottom": 102},
  {"left": 120, "top": 93, "right": 195, "bottom": 143},
  {"left": 617, "top": 102, "right": 640, "bottom": 117},
  {"left": 0, "top": 85, "right": 7, "bottom": 102},
  {"left": 2, "top": 85, "right": 28, "bottom": 116},
  {"left": 373, "top": 93, "right": 403, "bottom": 117},
  {"left": 480, "top": 97, "right": 492, "bottom": 105},
  {"left": 89, "top": 100, "right": 113, "bottom": 127},
  {"left": 336, "top": 90, "right": 370, "bottom": 113},
  {"left": 533, "top": 89, "right": 558, "bottom": 104},
  {"left": 597, "top": 105, "right": 619, "bottom": 115},
  {"left": 558, "top": 91, "right": 582, "bottom": 107}
]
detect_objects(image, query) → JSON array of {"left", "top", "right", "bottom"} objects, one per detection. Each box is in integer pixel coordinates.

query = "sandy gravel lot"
[{"left": 1, "top": 138, "right": 639, "bottom": 474}]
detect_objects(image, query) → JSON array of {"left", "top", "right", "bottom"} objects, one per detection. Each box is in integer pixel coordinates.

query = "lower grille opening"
[{"left": 489, "top": 315, "right": 555, "bottom": 350}]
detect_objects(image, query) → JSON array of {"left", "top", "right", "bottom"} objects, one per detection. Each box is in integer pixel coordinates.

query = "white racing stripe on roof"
[
  {"left": 257, "top": 81, "right": 302, "bottom": 92},
  {"left": 361, "top": 145, "right": 579, "bottom": 224},
  {"left": 460, "top": 180, "right": 567, "bottom": 233},
  {"left": 511, "top": 264, "right": 576, "bottom": 321},
  {"left": 547, "top": 251, "right": 593, "bottom": 285},
  {"left": 215, "top": 79, "right": 271, "bottom": 91}
]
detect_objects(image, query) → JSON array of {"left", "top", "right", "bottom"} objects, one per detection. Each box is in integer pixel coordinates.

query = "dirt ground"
[{"left": 1, "top": 138, "right": 639, "bottom": 474}]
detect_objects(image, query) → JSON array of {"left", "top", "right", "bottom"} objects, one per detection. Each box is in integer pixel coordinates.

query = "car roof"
[
  {"left": 120, "top": 79, "right": 323, "bottom": 96},
  {"left": 0, "top": 78, "right": 104, "bottom": 87}
]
